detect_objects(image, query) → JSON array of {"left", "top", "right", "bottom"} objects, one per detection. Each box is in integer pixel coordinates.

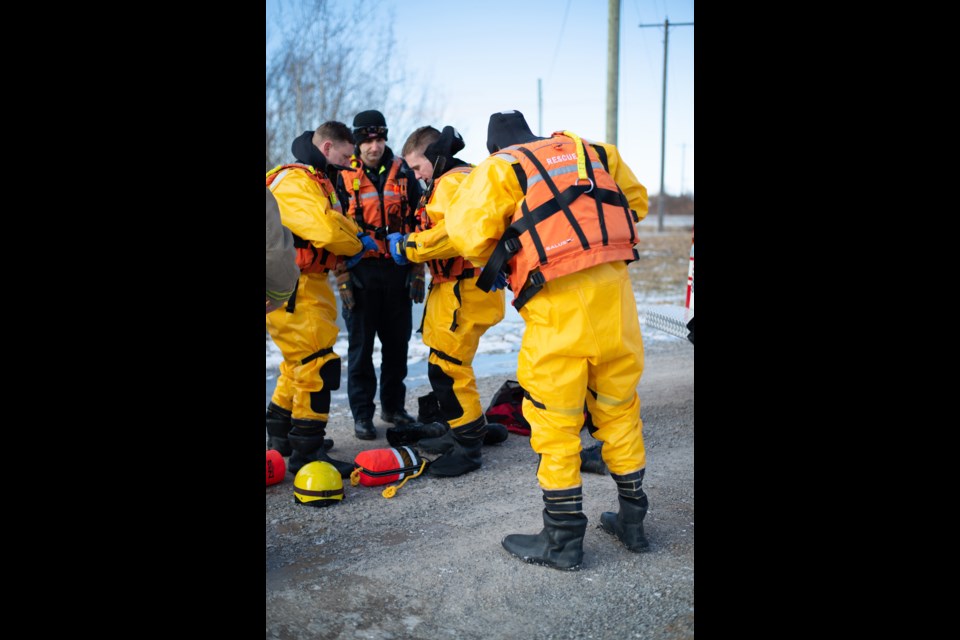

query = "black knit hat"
[
  {"left": 353, "top": 110, "right": 388, "bottom": 141},
  {"left": 486, "top": 110, "right": 540, "bottom": 154},
  {"left": 424, "top": 126, "right": 466, "bottom": 169}
]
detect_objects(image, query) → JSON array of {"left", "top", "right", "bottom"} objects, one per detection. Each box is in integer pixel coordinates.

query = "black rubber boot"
[
  {"left": 416, "top": 429, "right": 455, "bottom": 454},
  {"left": 288, "top": 420, "right": 355, "bottom": 478},
  {"left": 580, "top": 442, "right": 608, "bottom": 475},
  {"left": 599, "top": 469, "right": 650, "bottom": 552},
  {"left": 386, "top": 421, "right": 448, "bottom": 448},
  {"left": 354, "top": 419, "right": 376, "bottom": 440},
  {"left": 381, "top": 409, "right": 421, "bottom": 427},
  {"left": 418, "top": 419, "right": 506, "bottom": 453},
  {"left": 267, "top": 404, "right": 332, "bottom": 454},
  {"left": 484, "top": 422, "right": 508, "bottom": 445},
  {"left": 502, "top": 490, "right": 587, "bottom": 571},
  {"left": 426, "top": 417, "right": 486, "bottom": 477},
  {"left": 266, "top": 403, "right": 293, "bottom": 456},
  {"left": 417, "top": 391, "right": 443, "bottom": 424}
]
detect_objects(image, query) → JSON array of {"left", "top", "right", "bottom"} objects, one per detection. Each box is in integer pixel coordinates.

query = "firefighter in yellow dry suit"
[
  {"left": 266, "top": 121, "right": 378, "bottom": 478},
  {"left": 384, "top": 125, "right": 507, "bottom": 477},
  {"left": 444, "top": 111, "right": 650, "bottom": 570}
]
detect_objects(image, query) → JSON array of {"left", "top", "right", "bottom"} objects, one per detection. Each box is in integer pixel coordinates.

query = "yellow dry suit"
[
  {"left": 403, "top": 165, "right": 505, "bottom": 428},
  {"left": 265, "top": 163, "right": 362, "bottom": 423},
  {"left": 445, "top": 132, "right": 649, "bottom": 490}
]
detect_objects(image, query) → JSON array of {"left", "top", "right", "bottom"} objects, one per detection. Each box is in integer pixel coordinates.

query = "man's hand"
[
  {"left": 386, "top": 232, "right": 409, "bottom": 266},
  {"left": 408, "top": 263, "right": 426, "bottom": 303},
  {"left": 336, "top": 270, "right": 355, "bottom": 310},
  {"left": 345, "top": 233, "right": 378, "bottom": 269}
]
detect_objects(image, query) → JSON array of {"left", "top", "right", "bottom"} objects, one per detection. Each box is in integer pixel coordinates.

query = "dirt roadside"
[{"left": 266, "top": 337, "right": 693, "bottom": 639}]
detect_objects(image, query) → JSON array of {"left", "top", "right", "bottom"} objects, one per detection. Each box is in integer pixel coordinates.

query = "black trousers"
[{"left": 345, "top": 258, "right": 413, "bottom": 421}]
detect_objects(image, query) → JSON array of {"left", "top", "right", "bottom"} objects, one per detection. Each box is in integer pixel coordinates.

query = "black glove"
[
  {"left": 407, "top": 264, "right": 426, "bottom": 304},
  {"left": 424, "top": 126, "right": 465, "bottom": 170},
  {"left": 335, "top": 268, "right": 355, "bottom": 310}
]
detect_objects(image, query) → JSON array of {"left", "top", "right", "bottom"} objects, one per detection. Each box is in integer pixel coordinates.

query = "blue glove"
[
  {"left": 491, "top": 271, "right": 508, "bottom": 291},
  {"left": 386, "top": 232, "right": 409, "bottom": 266},
  {"left": 345, "top": 234, "right": 378, "bottom": 269}
]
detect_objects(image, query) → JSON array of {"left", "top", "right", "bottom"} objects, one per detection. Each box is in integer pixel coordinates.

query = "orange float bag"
[{"left": 350, "top": 446, "right": 428, "bottom": 498}]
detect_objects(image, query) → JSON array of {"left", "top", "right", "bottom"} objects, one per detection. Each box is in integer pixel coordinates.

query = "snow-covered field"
[{"left": 266, "top": 277, "right": 688, "bottom": 378}]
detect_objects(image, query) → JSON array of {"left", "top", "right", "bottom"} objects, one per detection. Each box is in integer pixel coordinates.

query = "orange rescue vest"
[
  {"left": 476, "top": 132, "right": 638, "bottom": 309},
  {"left": 343, "top": 157, "right": 409, "bottom": 257},
  {"left": 417, "top": 165, "right": 478, "bottom": 284},
  {"left": 265, "top": 163, "right": 342, "bottom": 274}
]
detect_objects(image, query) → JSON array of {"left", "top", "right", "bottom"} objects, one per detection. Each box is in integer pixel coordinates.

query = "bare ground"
[{"left": 266, "top": 337, "right": 693, "bottom": 640}]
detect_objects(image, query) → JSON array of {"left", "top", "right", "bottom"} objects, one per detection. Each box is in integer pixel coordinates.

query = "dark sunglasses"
[{"left": 355, "top": 126, "right": 388, "bottom": 139}]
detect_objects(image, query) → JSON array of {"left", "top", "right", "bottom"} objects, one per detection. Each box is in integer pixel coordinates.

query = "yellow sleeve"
[
  {"left": 269, "top": 169, "right": 363, "bottom": 257},
  {"left": 597, "top": 142, "right": 649, "bottom": 221},
  {"left": 444, "top": 157, "right": 523, "bottom": 266},
  {"left": 404, "top": 172, "right": 466, "bottom": 263}
]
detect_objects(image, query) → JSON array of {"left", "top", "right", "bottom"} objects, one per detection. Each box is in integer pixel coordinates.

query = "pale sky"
[{"left": 266, "top": 0, "right": 694, "bottom": 196}]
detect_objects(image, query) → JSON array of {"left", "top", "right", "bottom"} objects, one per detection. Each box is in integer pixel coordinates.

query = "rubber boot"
[
  {"left": 580, "top": 442, "right": 608, "bottom": 475},
  {"left": 266, "top": 403, "right": 293, "bottom": 456},
  {"left": 386, "top": 421, "right": 448, "bottom": 448},
  {"left": 418, "top": 420, "right": 506, "bottom": 453},
  {"left": 416, "top": 428, "right": 455, "bottom": 454},
  {"left": 417, "top": 391, "right": 443, "bottom": 424},
  {"left": 267, "top": 403, "right": 332, "bottom": 455},
  {"left": 426, "top": 417, "right": 486, "bottom": 477},
  {"left": 287, "top": 420, "right": 355, "bottom": 478},
  {"left": 484, "top": 422, "right": 508, "bottom": 445},
  {"left": 502, "top": 488, "right": 587, "bottom": 571},
  {"left": 599, "top": 469, "right": 650, "bottom": 552}
]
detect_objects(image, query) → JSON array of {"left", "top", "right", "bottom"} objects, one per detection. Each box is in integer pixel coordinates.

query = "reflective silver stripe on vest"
[
  {"left": 493, "top": 153, "right": 516, "bottom": 162},
  {"left": 383, "top": 190, "right": 399, "bottom": 197},
  {"left": 268, "top": 169, "right": 289, "bottom": 191},
  {"left": 360, "top": 192, "right": 380, "bottom": 200},
  {"left": 526, "top": 161, "right": 604, "bottom": 188}
]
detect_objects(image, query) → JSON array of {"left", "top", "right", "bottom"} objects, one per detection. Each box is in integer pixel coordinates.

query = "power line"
[
  {"left": 542, "top": 0, "right": 573, "bottom": 137},
  {"left": 546, "top": 0, "right": 573, "bottom": 83}
]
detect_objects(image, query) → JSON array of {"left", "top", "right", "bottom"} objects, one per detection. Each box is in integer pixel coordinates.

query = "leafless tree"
[{"left": 266, "top": 0, "right": 439, "bottom": 168}]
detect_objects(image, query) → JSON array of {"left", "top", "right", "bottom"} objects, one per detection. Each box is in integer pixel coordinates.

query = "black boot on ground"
[
  {"left": 381, "top": 409, "right": 420, "bottom": 427},
  {"left": 426, "top": 417, "right": 487, "bottom": 477},
  {"left": 386, "top": 421, "right": 448, "bottom": 448},
  {"left": 354, "top": 419, "right": 376, "bottom": 440},
  {"left": 502, "top": 489, "right": 587, "bottom": 571},
  {"left": 267, "top": 403, "right": 332, "bottom": 453},
  {"left": 417, "top": 419, "right": 506, "bottom": 454},
  {"left": 288, "top": 420, "right": 355, "bottom": 478},
  {"left": 416, "top": 428, "right": 455, "bottom": 454},
  {"left": 484, "top": 422, "right": 508, "bottom": 445},
  {"left": 599, "top": 469, "right": 650, "bottom": 552},
  {"left": 266, "top": 403, "right": 293, "bottom": 456}
]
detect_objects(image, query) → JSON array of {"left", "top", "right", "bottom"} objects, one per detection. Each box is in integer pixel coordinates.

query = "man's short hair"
[
  {"left": 314, "top": 121, "right": 354, "bottom": 146},
  {"left": 402, "top": 126, "right": 440, "bottom": 157}
]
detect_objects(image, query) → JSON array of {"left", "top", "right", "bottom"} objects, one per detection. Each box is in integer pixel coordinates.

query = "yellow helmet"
[{"left": 293, "top": 461, "right": 344, "bottom": 507}]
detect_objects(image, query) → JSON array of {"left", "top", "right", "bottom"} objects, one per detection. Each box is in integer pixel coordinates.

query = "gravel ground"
[{"left": 266, "top": 337, "right": 694, "bottom": 639}]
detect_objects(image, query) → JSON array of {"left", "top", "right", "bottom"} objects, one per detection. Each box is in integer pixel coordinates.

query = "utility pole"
[
  {"left": 606, "top": 0, "right": 620, "bottom": 144},
  {"left": 538, "top": 78, "right": 543, "bottom": 136},
  {"left": 639, "top": 17, "right": 693, "bottom": 231}
]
